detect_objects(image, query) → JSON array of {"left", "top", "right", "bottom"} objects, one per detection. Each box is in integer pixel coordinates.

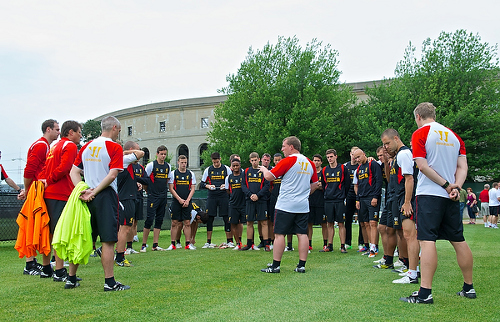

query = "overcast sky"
[{"left": 1, "top": 0, "right": 499, "bottom": 183}]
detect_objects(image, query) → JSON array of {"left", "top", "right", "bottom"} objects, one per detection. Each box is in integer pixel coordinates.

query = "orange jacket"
[{"left": 15, "top": 181, "right": 51, "bottom": 258}]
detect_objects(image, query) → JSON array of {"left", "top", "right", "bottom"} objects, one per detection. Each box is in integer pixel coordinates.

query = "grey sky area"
[{"left": 1, "top": 0, "right": 499, "bottom": 183}]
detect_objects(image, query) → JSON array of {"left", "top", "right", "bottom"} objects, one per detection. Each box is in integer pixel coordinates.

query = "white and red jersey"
[
  {"left": 73, "top": 136, "right": 123, "bottom": 193},
  {"left": 411, "top": 121, "right": 466, "bottom": 198},
  {"left": 270, "top": 153, "right": 318, "bottom": 213}
]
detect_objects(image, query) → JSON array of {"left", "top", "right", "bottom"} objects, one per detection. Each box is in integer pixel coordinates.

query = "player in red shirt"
[
  {"left": 401, "top": 102, "right": 474, "bottom": 304},
  {"left": 20, "top": 119, "right": 60, "bottom": 276},
  {"left": 39, "top": 120, "right": 82, "bottom": 280},
  {"left": 479, "top": 184, "right": 490, "bottom": 226}
]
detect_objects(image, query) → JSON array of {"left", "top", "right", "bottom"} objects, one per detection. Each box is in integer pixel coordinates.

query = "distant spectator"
[
  {"left": 466, "top": 188, "right": 477, "bottom": 224},
  {"left": 479, "top": 184, "right": 490, "bottom": 226}
]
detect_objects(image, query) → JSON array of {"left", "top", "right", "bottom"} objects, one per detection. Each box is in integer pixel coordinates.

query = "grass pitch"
[{"left": 0, "top": 223, "right": 497, "bottom": 321}]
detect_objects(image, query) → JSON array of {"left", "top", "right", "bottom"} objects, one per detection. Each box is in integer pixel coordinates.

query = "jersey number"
[{"left": 299, "top": 162, "right": 309, "bottom": 171}]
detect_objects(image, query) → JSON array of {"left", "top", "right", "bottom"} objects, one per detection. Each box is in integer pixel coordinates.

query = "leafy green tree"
[
  {"left": 82, "top": 119, "right": 101, "bottom": 143},
  {"left": 206, "top": 36, "right": 358, "bottom": 167},
  {"left": 359, "top": 29, "right": 500, "bottom": 180}
]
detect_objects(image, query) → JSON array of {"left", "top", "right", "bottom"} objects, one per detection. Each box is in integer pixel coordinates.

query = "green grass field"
[{"left": 1, "top": 223, "right": 498, "bottom": 321}]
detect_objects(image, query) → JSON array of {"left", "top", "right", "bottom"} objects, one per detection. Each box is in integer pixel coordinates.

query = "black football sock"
[
  {"left": 418, "top": 287, "right": 431, "bottom": 299},
  {"left": 273, "top": 260, "right": 281, "bottom": 268},
  {"left": 385, "top": 255, "right": 394, "bottom": 265},
  {"left": 115, "top": 252, "right": 124, "bottom": 262},
  {"left": 105, "top": 277, "right": 116, "bottom": 287},
  {"left": 463, "top": 282, "right": 473, "bottom": 292},
  {"left": 298, "top": 260, "right": 306, "bottom": 268}
]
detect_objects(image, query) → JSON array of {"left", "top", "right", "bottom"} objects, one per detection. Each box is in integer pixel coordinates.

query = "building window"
[
  {"left": 127, "top": 126, "right": 132, "bottom": 136},
  {"left": 199, "top": 143, "right": 208, "bottom": 167},
  {"left": 201, "top": 117, "right": 209, "bottom": 129},
  {"left": 159, "top": 121, "right": 166, "bottom": 132},
  {"left": 178, "top": 144, "right": 189, "bottom": 168}
]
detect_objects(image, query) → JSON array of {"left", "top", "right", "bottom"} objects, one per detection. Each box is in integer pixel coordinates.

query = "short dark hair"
[
  {"left": 273, "top": 153, "right": 283, "bottom": 158},
  {"left": 230, "top": 158, "right": 241, "bottom": 164},
  {"left": 313, "top": 154, "right": 323, "bottom": 161},
  {"left": 325, "top": 149, "right": 337, "bottom": 156},
  {"left": 211, "top": 152, "right": 221, "bottom": 159},
  {"left": 376, "top": 146, "right": 384, "bottom": 153},
  {"left": 157, "top": 145, "right": 167, "bottom": 153},
  {"left": 381, "top": 128, "right": 400, "bottom": 139},
  {"left": 41, "top": 119, "right": 58, "bottom": 133},
  {"left": 178, "top": 154, "right": 187, "bottom": 161},
  {"left": 262, "top": 153, "right": 271, "bottom": 159},
  {"left": 61, "top": 120, "right": 82, "bottom": 137}
]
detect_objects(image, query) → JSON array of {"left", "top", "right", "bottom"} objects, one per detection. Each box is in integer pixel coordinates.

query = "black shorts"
[
  {"left": 246, "top": 200, "right": 268, "bottom": 222},
  {"left": 379, "top": 201, "right": 390, "bottom": 226},
  {"left": 391, "top": 197, "right": 415, "bottom": 229},
  {"left": 119, "top": 199, "right": 135, "bottom": 226},
  {"left": 135, "top": 198, "right": 144, "bottom": 220},
  {"left": 324, "top": 200, "right": 345, "bottom": 223},
  {"left": 415, "top": 195, "right": 465, "bottom": 242},
  {"left": 489, "top": 205, "right": 499, "bottom": 216},
  {"left": 145, "top": 195, "right": 167, "bottom": 230},
  {"left": 87, "top": 187, "right": 119, "bottom": 243},
  {"left": 358, "top": 198, "right": 380, "bottom": 222},
  {"left": 273, "top": 209, "right": 308, "bottom": 235},
  {"left": 228, "top": 205, "right": 246, "bottom": 224},
  {"left": 309, "top": 205, "right": 326, "bottom": 224},
  {"left": 170, "top": 201, "right": 192, "bottom": 221},
  {"left": 207, "top": 196, "right": 229, "bottom": 217},
  {"left": 45, "top": 198, "right": 66, "bottom": 235}
]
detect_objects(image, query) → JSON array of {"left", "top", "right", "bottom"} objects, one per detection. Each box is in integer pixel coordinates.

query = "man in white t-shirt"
[
  {"left": 488, "top": 182, "right": 500, "bottom": 228},
  {"left": 259, "top": 136, "right": 319, "bottom": 273}
]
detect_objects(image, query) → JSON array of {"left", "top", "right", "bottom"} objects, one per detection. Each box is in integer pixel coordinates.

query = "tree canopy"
[
  {"left": 205, "top": 36, "right": 357, "bottom": 167},
  {"left": 359, "top": 29, "right": 500, "bottom": 180},
  {"left": 82, "top": 119, "right": 101, "bottom": 143}
]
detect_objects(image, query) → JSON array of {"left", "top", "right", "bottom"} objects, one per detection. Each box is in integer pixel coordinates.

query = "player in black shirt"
[
  {"left": 241, "top": 152, "right": 270, "bottom": 251},
  {"left": 129, "top": 162, "right": 147, "bottom": 249},
  {"left": 321, "top": 149, "right": 351, "bottom": 253},
  {"left": 382, "top": 129, "right": 419, "bottom": 283},
  {"left": 116, "top": 141, "right": 144, "bottom": 266},
  {"left": 344, "top": 147, "right": 360, "bottom": 251},
  {"left": 141, "top": 145, "right": 171, "bottom": 252},
  {"left": 200, "top": 152, "right": 232, "bottom": 248},
  {"left": 226, "top": 158, "right": 246, "bottom": 249},
  {"left": 168, "top": 155, "right": 196, "bottom": 250},
  {"left": 353, "top": 148, "right": 383, "bottom": 258},
  {"left": 309, "top": 154, "right": 327, "bottom": 252}
]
